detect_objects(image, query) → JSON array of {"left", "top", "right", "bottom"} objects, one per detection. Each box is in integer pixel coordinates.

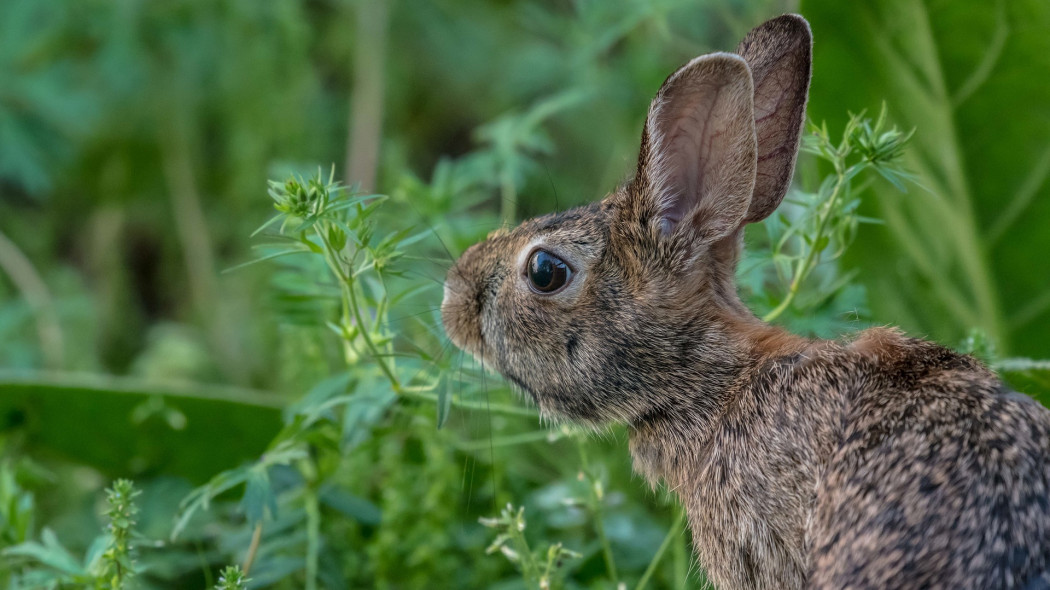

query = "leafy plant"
[
  {"left": 480, "top": 504, "right": 581, "bottom": 590},
  {"left": 3, "top": 478, "right": 143, "bottom": 589},
  {"left": 101, "top": 479, "right": 141, "bottom": 589},
  {"left": 733, "top": 107, "right": 913, "bottom": 341},
  {"left": 215, "top": 565, "right": 250, "bottom": 590},
  {"left": 802, "top": 0, "right": 1050, "bottom": 359},
  {"left": 756, "top": 106, "right": 914, "bottom": 325},
  {"left": 2, "top": 2, "right": 1049, "bottom": 589}
]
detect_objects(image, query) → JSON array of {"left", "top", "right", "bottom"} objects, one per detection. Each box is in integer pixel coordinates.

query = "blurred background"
[{"left": 1, "top": 0, "right": 1048, "bottom": 588}]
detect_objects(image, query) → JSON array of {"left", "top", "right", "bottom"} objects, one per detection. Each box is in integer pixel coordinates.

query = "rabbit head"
[{"left": 442, "top": 15, "right": 812, "bottom": 423}]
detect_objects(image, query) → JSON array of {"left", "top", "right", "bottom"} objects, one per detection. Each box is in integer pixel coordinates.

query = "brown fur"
[{"left": 442, "top": 14, "right": 1050, "bottom": 589}]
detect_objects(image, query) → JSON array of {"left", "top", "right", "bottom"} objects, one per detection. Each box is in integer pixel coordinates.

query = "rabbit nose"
[
  {"left": 441, "top": 276, "right": 460, "bottom": 310},
  {"left": 441, "top": 244, "right": 483, "bottom": 349},
  {"left": 443, "top": 242, "right": 481, "bottom": 306}
]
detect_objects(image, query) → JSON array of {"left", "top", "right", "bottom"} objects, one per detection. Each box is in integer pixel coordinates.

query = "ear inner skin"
[{"left": 632, "top": 53, "right": 758, "bottom": 245}]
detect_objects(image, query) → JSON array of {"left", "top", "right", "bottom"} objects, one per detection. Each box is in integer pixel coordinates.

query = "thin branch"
[
  {"left": 161, "top": 123, "right": 248, "bottom": 383},
  {"left": 0, "top": 369, "right": 287, "bottom": 408},
  {"left": 0, "top": 228, "right": 64, "bottom": 368},
  {"left": 241, "top": 523, "right": 263, "bottom": 575},
  {"left": 1009, "top": 288, "right": 1050, "bottom": 328},
  {"left": 988, "top": 144, "right": 1050, "bottom": 244},
  {"left": 952, "top": 0, "right": 1009, "bottom": 107},
  {"left": 994, "top": 358, "right": 1050, "bottom": 372},
  {"left": 304, "top": 488, "right": 320, "bottom": 590},
  {"left": 635, "top": 508, "right": 686, "bottom": 590},
  {"left": 345, "top": 0, "right": 390, "bottom": 192},
  {"left": 763, "top": 166, "right": 850, "bottom": 322}
]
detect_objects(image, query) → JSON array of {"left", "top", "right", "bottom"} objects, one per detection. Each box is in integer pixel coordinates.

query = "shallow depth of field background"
[{"left": 2, "top": 0, "right": 1049, "bottom": 588}]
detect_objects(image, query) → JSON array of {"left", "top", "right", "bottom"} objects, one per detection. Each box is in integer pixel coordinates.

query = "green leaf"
[
  {"left": 436, "top": 375, "right": 453, "bottom": 429},
  {"left": 240, "top": 467, "right": 277, "bottom": 525},
  {"left": 3, "top": 528, "right": 87, "bottom": 576},
  {"left": 222, "top": 246, "right": 312, "bottom": 274},
  {"left": 0, "top": 371, "right": 283, "bottom": 482},
  {"left": 318, "top": 486, "right": 381, "bottom": 526},
  {"left": 340, "top": 377, "right": 397, "bottom": 451}
]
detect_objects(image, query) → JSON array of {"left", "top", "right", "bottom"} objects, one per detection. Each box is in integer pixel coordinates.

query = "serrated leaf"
[{"left": 240, "top": 468, "right": 277, "bottom": 525}]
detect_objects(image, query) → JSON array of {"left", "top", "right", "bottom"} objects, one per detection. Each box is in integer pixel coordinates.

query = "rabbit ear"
[
  {"left": 735, "top": 14, "right": 812, "bottom": 224},
  {"left": 634, "top": 53, "right": 757, "bottom": 244}
]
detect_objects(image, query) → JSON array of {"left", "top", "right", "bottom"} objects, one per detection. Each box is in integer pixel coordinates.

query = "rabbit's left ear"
[
  {"left": 631, "top": 53, "right": 757, "bottom": 245},
  {"left": 736, "top": 14, "right": 813, "bottom": 224}
]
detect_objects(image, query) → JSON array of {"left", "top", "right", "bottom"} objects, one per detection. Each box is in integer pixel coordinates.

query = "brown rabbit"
[{"left": 442, "top": 14, "right": 1050, "bottom": 590}]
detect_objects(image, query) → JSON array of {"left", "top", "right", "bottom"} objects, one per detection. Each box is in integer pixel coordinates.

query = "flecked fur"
[{"left": 442, "top": 14, "right": 1050, "bottom": 590}]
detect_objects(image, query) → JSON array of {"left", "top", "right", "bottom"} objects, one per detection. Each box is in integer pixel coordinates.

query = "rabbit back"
[
  {"left": 807, "top": 333, "right": 1050, "bottom": 588},
  {"left": 629, "top": 328, "right": 1050, "bottom": 590}
]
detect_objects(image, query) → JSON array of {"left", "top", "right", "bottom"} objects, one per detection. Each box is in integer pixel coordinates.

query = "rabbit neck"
[
  {"left": 627, "top": 319, "right": 837, "bottom": 590},
  {"left": 626, "top": 315, "right": 815, "bottom": 482}
]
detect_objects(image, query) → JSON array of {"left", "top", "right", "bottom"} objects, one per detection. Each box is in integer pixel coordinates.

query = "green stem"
[
  {"left": 161, "top": 123, "right": 247, "bottom": 384},
  {"left": 0, "top": 228, "right": 64, "bottom": 368},
  {"left": 241, "top": 523, "right": 263, "bottom": 576},
  {"left": 304, "top": 487, "right": 320, "bottom": 590},
  {"left": 577, "top": 442, "right": 618, "bottom": 582},
  {"left": 594, "top": 504, "right": 618, "bottom": 583},
  {"left": 345, "top": 0, "right": 389, "bottom": 192},
  {"left": 500, "top": 168, "right": 517, "bottom": 226},
  {"left": 505, "top": 511, "right": 539, "bottom": 581},
  {"left": 673, "top": 523, "right": 687, "bottom": 589},
  {"left": 401, "top": 388, "right": 537, "bottom": 417},
  {"left": 762, "top": 163, "right": 852, "bottom": 322},
  {"left": 317, "top": 226, "right": 402, "bottom": 391},
  {"left": 454, "top": 428, "right": 570, "bottom": 451},
  {"left": 635, "top": 508, "right": 685, "bottom": 590}
]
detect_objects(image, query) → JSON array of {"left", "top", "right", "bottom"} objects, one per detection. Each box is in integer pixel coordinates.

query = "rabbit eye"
[{"left": 526, "top": 250, "right": 572, "bottom": 294}]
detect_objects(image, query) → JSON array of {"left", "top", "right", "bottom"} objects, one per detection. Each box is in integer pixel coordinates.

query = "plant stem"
[
  {"left": 345, "top": 0, "right": 389, "bottom": 192},
  {"left": 635, "top": 508, "right": 685, "bottom": 590},
  {"left": 399, "top": 387, "right": 538, "bottom": 417},
  {"left": 455, "top": 428, "right": 569, "bottom": 451},
  {"left": 577, "top": 442, "right": 618, "bottom": 583},
  {"left": 762, "top": 164, "right": 851, "bottom": 322},
  {"left": 304, "top": 487, "right": 320, "bottom": 590},
  {"left": 505, "top": 509, "right": 539, "bottom": 580},
  {"left": 0, "top": 228, "right": 64, "bottom": 368},
  {"left": 161, "top": 124, "right": 247, "bottom": 384},
  {"left": 594, "top": 503, "right": 618, "bottom": 583},
  {"left": 241, "top": 523, "right": 263, "bottom": 575},
  {"left": 500, "top": 168, "right": 517, "bottom": 226},
  {"left": 673, "top": 522, "right": 688, "bottom": 589},
  {"left": 0, "top": 369, "right": 287, "bottom": 408},
  {"left": 317, "top": 226, "right": 402, "bottom": 391}
]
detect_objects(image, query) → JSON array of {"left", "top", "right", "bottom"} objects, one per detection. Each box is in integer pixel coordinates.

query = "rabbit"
[{"left": 441, "top": 13, "right": 1050, "bottom": 590}]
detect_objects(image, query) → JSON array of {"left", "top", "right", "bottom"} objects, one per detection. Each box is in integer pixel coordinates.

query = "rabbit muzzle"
[{"left": 441, "top": 241, "right": 488, "bottom": 358}]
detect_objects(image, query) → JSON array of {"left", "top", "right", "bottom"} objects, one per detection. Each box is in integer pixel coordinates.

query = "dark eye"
[{"left": 527, "top": 250, "right": 572, "bottom": 294}]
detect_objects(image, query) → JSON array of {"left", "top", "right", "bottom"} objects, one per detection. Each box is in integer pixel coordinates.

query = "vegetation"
[{"left": 1, "top": 1, "right": 1048, "bottom": 588}]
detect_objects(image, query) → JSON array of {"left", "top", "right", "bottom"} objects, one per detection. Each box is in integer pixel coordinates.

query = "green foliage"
[
  {"left": 1, "top": 1, "right": 1049, "bottom": 589},
  {"left": 101, "top": 480, "right": 141, "bottom": 589},
  {"left": 802, "top": 0, "right": 1050, "bottom": 358},
  {"left": 480, "top": 504, "right": 582, "bottom": 590},
  {"left": 747, "top": 106, "right": 914, "bottom": 328},
  {"left": 216, "top": 565, "right": 250, "bottom": 590},
  {"left": 0, "top": 461, "right": 36, "bottom": 549},
  {"left": 0, "top": 372, "right": 283, "bottom": 480},
  {"left": 3, "top": 477, "right": 142, "bottom": 589}
]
